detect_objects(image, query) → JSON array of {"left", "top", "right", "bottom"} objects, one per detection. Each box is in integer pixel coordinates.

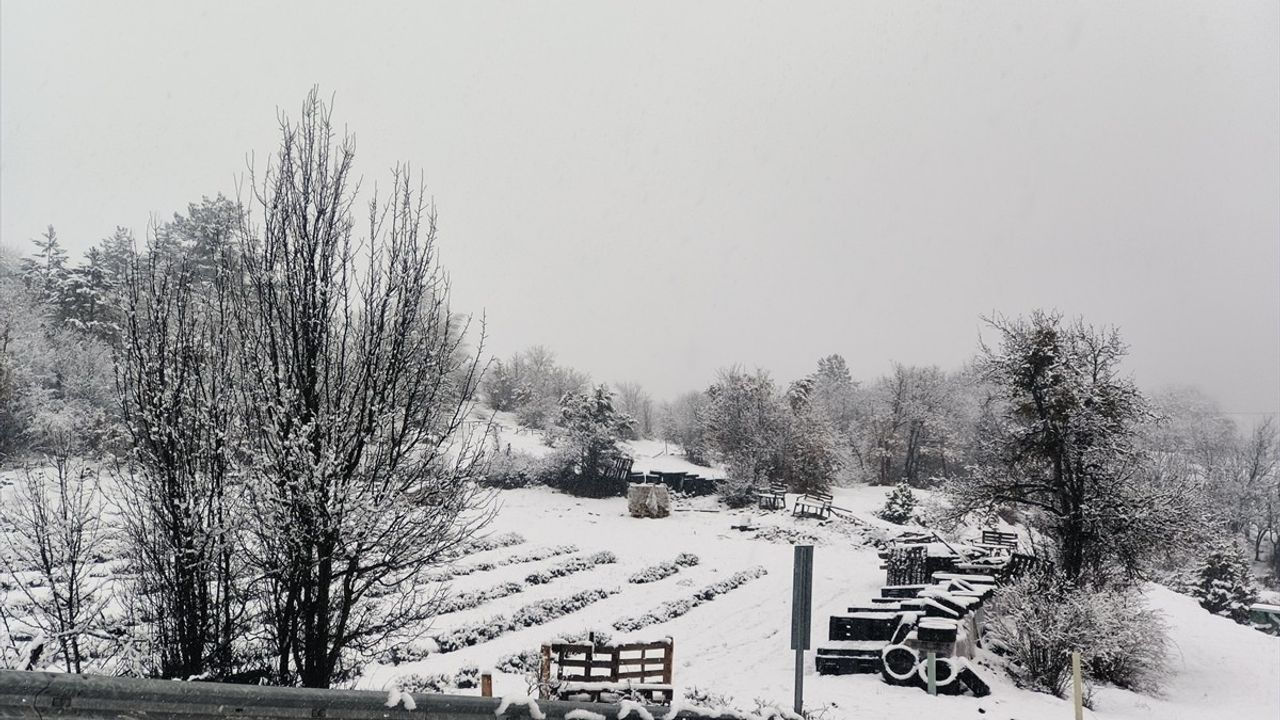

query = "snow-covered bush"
[
  {"left": 483, "top": 450, "right": 558, "bottom": 489},
  {"left": 394, "top": 671, "right": 453, "bottom": 693},
  {"left": 442, "top": 533, "right": 525, "bottom": 561},
  {"left": 512, "top": 589, "right": 616, "bottom": 627},
  {"left": 427, "top": 544, "right": 578, "bottom": 582},
  {"left": 1189, "top": 541, "right": 1258, "bottom": 623},
  {"left": 627, "top": 553, "right": 700, "bottom": 584},
  {"left": 434, "top": 589, "right": 618, "bottom": 652},
  {"left": 614, "top": 567, "right": 767, "bottom": 632},
  {"left": 877, "top": 482, "right": 916, "bottom": 525},
  {"left": 525, "top": 551, "right": 617, "bottom": 585},
  {"left": 986, "top": 575, "right": 1169, "bottom": 699},
  {"left": 437, "top": 582, "right": 525, "bottom": 615}
]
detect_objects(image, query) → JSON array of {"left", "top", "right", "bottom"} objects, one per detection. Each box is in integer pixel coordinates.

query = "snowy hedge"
[
  {"left": 436, "top": 581, "right": 525, "bottom": 615},
  {"left": 426, "top": 544, "right": 579, "bottom": 582},
  {"left": 440, "top": 532, "right": 525, "bottom": 563},
  {"left": 525, "top": 551, "right": 618, "bottom": 585},
  {"left": 435, "top": 588, "right": 619, "bottom": 653},
  {"left": 613, "top": 566, "right": 767, "bottom": 632},
  {"left": 627, "top": 553, "right": 700, "bottom": 584}
]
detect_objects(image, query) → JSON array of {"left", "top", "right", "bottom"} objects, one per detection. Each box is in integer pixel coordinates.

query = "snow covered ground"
[{"left": 359, "top": 484, "right": 1280, "bottom": 720}]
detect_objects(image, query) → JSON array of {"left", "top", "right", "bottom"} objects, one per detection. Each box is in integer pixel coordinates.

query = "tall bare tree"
[
  {"left": 117, "top": 238, "right": 246, "bottom": 680},
  {"left": 235, "top": 90, "right": 493, "bottom": 687}
]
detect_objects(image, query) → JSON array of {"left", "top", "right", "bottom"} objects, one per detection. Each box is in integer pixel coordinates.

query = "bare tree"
[
  {"left": 234, "top": 90, "right": 493, "bottom": 687},
  {"left": 614, "top": 382, "right": 654, "bottom": 438},
  {"left": 947, "top": 312, "right": 1209, "bottom": 585},
  {"left": 0, "top": 448, "right": 112, "bottom": 672},
  {"left": 117, "top": 242, "right": 246, "bottom": 680}
]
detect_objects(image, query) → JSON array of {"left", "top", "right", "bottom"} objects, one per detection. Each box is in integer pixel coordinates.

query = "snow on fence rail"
[{"left": 0, "top": 669, "right": 745, "bottom": 720}]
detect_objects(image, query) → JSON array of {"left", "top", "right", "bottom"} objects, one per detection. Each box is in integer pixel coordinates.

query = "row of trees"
[
  {"left": 483, "top": 348, "right": 654, "bottom": 438},
  {"left": 1, "top": 91, "right": 495, "bottom": 687},
  {"left": 656, "top": 357, "right": 981, "bottom": 491}
]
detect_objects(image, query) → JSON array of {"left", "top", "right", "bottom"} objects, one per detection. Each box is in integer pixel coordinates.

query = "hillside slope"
[{"left": 359, "top": 484, "right": 1280, "bottom": 720}]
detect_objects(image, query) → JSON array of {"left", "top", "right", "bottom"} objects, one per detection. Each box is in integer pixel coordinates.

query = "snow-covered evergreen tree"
[
  {"left": 1190, "top": 541, "right": 1259, "bottom": 623},
  {"left": 878, "top": 481, "right": 917, "bottom": 525},
  {"left": 553, "top": 384, "right": 634, "bottom": 497}
]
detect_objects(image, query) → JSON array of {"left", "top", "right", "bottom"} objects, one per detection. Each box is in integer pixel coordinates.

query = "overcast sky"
[{"left": 2, "top": 1, "right": 1277, "bottom": 414}]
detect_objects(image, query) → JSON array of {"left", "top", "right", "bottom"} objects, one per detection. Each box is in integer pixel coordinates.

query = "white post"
[{"left": 1072, "top": 651, "right": 1084, "bottom": 720}]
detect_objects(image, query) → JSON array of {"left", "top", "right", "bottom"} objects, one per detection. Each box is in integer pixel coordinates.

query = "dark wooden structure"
[
  {"left": 793, "top": 490, "right": 833, "bottom": 519},
  {"left": 540, "top": 639, "right": 674, "bottom": 704},
  {"left": 756, "top": 481, "right": 788, "bottom": 510},
  {"left": 629, "top": 470, "right": 718, "bottom": 497},
  {"left": 979, "top": 529, "right": 1018, "bottom": 550}
]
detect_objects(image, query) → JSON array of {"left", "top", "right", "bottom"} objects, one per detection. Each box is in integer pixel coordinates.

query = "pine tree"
[
  {"left": 19, "top": 226, "right": 69, "bottom": 309},
  {"left": 554, "top": 385, "right": 634, "bottom": 497},
  {"left": 878, "top": 481, "right": 917, "bottom": 525},
  {"left": 1191, "top": 541, "right": 1258, "bottom": 623}
]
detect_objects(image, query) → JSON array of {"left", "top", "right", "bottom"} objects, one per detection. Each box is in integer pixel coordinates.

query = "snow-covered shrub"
[
  {"left": 525, "top": 551, "right": 617, "bottom": 585},
  {"left": 437, "top": 582, "right": 525, "bottom": 615},
  {"left": 715, "top": 470, "right": 761, "bottom": 509},
  {"left": 512, "top": 589, "right": 616, "bottom": 627},
  {"left": 380, "top": 641, "right": 436, "bottom": 666},
  {"left": 986, "top": 575, "right": 1169, "bottom": 699},
  {"left": 427, "top": 544, "right": 579, "bottom": 582},
  {"left": 682, "top": 687, "right": 741, "bottom": 713},
  {"left": 877, "top": 482, "right": 916, "bottom": 525},
  {"left": 1189, "top": 541, "right": 1258, "bottom": 623},
  {"left": 496, "top": 649, "right": 541, "bottom": 674},
  {"left": 458, "top": 532, "right": 526, "bottom": 556},
  {"left": 483, "top": 450, "right": 557, "bottom": 489},
  {"left": 627, "top": 554, "right": 699, "bottom": 584},
  {"left": 614, "top": 567, "right": 768, "bottom": 632},
  {"left": 453, "top": 664, "right": 481, "bottom": 689},
  {"left": 434, "top": 589, "right": 618, "bottom": 653},
  {"left": 394, "top": 672, "right": 453, "bottom": 693}
]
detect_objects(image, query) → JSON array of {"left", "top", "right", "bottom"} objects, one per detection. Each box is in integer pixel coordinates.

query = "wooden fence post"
[
  {"left": 480, "top": 673, "right": 492, "bottom": 698},
  {"left": 926, "top": 651, "right": 937, "bottom": 696},
  {"left": 1071, "top": 651, "right": 1084, "bottom": 720}
]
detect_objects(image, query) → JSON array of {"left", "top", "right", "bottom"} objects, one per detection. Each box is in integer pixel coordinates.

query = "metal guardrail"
[{"left": 0, "top": 670, "right": 713, "bottom": 720}]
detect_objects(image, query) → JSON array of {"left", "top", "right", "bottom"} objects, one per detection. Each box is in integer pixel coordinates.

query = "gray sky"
[{"left": 3, "top": 1, "right": 1278, "bottom": 413}]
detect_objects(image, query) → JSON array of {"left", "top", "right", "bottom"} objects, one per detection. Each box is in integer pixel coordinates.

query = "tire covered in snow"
[
  {"left": 880, "top": 643, "right": 920, "bottom": 684},
  {"left": 916, "top": 654, "right": 959, "bottom": 690}
]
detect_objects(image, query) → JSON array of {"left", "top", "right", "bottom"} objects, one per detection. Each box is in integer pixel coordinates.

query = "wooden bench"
[
  {"left": 756, "top": 481, "right": 787, "bottom": 510},
  {"left": 793, "top": 490, "right": 833, "bottom": 519},
  {"left": 979, "top": 530, "right": 1018, "bottom": 550},
  {"left": 540, "top": 638, "right": 674, "bottom": 704}
]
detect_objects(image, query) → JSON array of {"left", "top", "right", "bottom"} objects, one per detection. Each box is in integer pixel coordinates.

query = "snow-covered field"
[{"left": 360, "top": 484, "right": 1280, "bottom": 720}]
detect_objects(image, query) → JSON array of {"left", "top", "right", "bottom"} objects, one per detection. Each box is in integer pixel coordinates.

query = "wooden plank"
[{"left": 556, "top": 659, "right": 614, "bottom": 669}]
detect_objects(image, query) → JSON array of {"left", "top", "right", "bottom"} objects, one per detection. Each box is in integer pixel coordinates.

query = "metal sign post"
[{"left": 791, "top": 545, "right": 814, "bottom": 716}]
